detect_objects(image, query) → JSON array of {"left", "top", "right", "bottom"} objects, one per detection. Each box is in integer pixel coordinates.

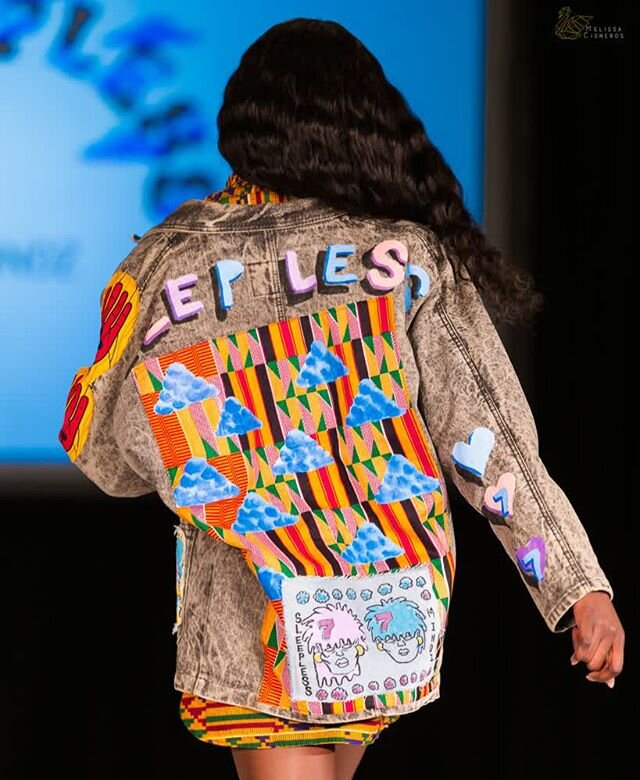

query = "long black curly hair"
[{"left": 217, "top": 18, "right": 542, "bottom": 323}]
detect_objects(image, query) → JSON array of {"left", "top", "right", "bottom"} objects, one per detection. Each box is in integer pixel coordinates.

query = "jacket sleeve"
[
  {"left": 405, "top": 229, "right": 614, "bottom": 633},
  {"left": 58, "top": 230, "right": 173, "bottom": 497}
]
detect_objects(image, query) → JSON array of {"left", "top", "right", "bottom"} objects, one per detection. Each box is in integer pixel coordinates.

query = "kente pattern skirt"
[{"left": 179, "top": 692, "right": 400, "bottom": 749}]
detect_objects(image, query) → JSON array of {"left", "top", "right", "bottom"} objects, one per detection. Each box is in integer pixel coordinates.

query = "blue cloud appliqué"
[
  {"left": 341, "top": 523, "right": 404, "bottom": 564},
  {"left": 231, "top": 492, "right": 300, "bottom": 534},
  {"left": 295, "top": 340, "right": 349, "bottom": 388},
  {"left": 174, "top": 457, "right": 240, "bottom": 507},
  {"left": 374, "top": 455, "right": 440, "bottom": 504},
  {"left": 154, "top": 362, "right": 218, "bottom": 415},
  {"left": 272, "top": 429, "right": 334, "bottom": 474},
  {"left": 257, "top": 566, "right": 284, "bottom": 599},
  {"left": 345, "top": 379, "right": 405, "bottom": 427},
  {"left": 215, "top": 397, "right": 262, "bottom": 436}
]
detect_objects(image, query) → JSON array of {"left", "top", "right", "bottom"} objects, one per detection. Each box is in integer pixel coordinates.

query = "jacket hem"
[{"left": 173, "top": 668, "right": 443, "bottom": 724}]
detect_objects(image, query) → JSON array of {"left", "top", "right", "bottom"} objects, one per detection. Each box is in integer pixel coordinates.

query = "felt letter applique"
[
  {"left": 165, "top": 273, "right": 204, "bottom": 321},
  {"left": 407, "top": 264, "right": 430, "bottom": 297},
  {"left": 144, "top": 239, "right": 431, "bottom": 340},
  {"left": 145, "top": 272, "right": 206, "bottom": 346},
  {"left": 366, "top": 239, "right": 408, "bottom": 291},
  {"left": 285, "top": 249, "right": 317, "bottom": 294},
  {"left": 214, "top": 259, "right": 244, "bottom": 310},
  {"left": 323, "top": 244, "right": 358, "bottom": 285}
]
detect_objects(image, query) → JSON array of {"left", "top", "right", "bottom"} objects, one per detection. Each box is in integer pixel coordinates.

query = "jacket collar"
[{"left": 204, "top": 171, "right": 299, "bottom": 205}]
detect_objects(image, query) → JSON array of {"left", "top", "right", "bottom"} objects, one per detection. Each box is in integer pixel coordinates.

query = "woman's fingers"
[
  {"left": 570, "top": 623, "right": 595, "bottom": 665},
  {"left": 571, "top": 623, "right": 624, "bottom": 686},
  {"left": 569, "top": 593, "right": 624, "bottom": 689},
  {"left": 610, "top": 628, "right": 625, "bottom": 676},
  {"left": 582, "top": 636, "right": 612, "bottom": 679}
]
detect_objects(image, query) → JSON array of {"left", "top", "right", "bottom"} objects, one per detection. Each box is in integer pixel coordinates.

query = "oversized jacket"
[{"left": 59, "top": 174, "right": 614, "bottom": 724}]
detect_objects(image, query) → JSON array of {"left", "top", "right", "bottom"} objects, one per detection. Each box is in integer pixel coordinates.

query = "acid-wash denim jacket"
[{"left": 59, "top": 187, "right": 614, "bottom": 724}]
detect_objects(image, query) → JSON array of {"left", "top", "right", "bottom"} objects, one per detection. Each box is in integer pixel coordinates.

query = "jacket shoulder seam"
[
  {"left": 406, "top": 225, "right": 445, "bottom": 264},
  {"left": 138, "top": 231, "right": 179, "bottom": 294},
  {"left": 144, "top": 211, "right": 349, "bottom": 236}
]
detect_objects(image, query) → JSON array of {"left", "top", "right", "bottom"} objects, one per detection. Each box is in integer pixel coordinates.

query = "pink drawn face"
[
  {"left": 301, "top": 603, "right": 368, "bottom": 686},
  {"left": 318, "top": 643, "right": 362, "bottom": 678}
]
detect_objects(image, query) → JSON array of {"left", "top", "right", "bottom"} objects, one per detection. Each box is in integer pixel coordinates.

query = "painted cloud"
[
  {"left": 215, "top": 397, "right": 262, "bottom": 436},
  {"left": 272, "top": 429, "right": 334, "bottom": 474},
  {"left": 295, "top": 340, "right": 349, "bottom": 388},
  {"left": 345, "top": 379, "right": 404, "bottom": 427},
  {"left": 374, "top": 454, "right": 440, "bottom": 504},
  {"left": 174, "top": 457, "right": 240, "bottom": 507},
  {"left": 154, "top": 362, "right": 218, "bottom": 415},
  {"left": 231, "top": 492, "right": 300, "bottom": 534},
  {"left": 257, "top": 566, "right": 285, "bottom": 599},
  {"left": 341, "top": 522, "right": 404, "bottom": 564}
]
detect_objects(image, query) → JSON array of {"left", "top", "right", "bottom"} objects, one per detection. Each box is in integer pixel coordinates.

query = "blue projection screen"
[{"left": 0, "top": 0, "right": 485, "bottom": 462}]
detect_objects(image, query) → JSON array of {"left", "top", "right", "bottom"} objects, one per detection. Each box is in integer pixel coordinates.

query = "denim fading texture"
[{"left": 65, "top": 195, "right": 614, "bottom": 724}]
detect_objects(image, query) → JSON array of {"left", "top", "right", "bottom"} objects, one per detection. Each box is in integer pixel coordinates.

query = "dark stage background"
[{"left": 5, "top": 2, "right": 635, "bottom": 777}]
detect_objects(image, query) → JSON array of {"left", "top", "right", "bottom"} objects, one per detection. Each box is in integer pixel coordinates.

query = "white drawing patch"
[{"left": 281, "top": 564, "right": 442, "bottom": 705}]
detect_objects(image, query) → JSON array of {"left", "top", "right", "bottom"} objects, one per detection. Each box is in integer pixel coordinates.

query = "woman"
[{"left": 60, "top": 17, "right": 624, "bottom": 780}]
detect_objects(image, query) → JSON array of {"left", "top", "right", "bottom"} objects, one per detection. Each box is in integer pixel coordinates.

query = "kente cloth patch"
[{"left": 132, "top": 294, "right": 456, "bottom": 716}]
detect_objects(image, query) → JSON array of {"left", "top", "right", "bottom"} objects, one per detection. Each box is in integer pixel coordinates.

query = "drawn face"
[
  {"left": 379, "top": 630, "right": 423, "bottom": 663},
  {"left": 319, "top": 644, "right": 361, "bottom": 677}
]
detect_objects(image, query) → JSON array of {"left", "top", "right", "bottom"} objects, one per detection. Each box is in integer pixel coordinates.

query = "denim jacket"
[{"left": 59, "top": 173, "right": 614, "bottom": 723}]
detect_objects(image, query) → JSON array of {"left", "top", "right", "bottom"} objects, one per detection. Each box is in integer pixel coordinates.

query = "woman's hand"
[{"left": 570, "top": 591, "right": 624, "bottom": 688}]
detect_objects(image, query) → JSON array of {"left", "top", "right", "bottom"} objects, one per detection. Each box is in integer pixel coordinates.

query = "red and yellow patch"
[{"left": 59, "top": 271, "right": 139, "bottom": 460}]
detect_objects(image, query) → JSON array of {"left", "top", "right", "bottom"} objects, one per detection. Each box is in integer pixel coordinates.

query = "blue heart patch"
[{"left": 451, "top": 427, "right": 495, "bottom": 477}]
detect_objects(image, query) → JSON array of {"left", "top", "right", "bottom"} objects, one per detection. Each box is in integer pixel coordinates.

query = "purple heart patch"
[{"left": 516, "top": 536, "right": 546, "bottom": 584}]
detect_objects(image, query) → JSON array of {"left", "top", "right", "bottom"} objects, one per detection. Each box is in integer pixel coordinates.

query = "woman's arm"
[{"left": 404, "top": 228, "right": 623, "bottom": 683}]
